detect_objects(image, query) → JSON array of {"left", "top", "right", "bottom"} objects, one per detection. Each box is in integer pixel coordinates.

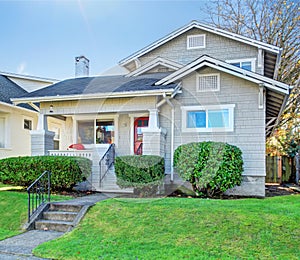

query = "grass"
[
  {"left": 0, "top": 185, "right": 71, "bottom": 241},
  {"left": 33, "top": 195, "right": 300, "bottom": 260}
]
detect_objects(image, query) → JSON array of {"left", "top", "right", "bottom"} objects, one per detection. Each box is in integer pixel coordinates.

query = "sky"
[{"left": 0, "top": 0, "right": 210, "bottom": 80}]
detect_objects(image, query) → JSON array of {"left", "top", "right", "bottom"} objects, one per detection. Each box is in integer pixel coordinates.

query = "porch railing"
[
  {"left": 49, "top": 150, "right": 93, "bottom": 160},
  {"left": 136, "top": 143, "right": 143, "bottom": 155},
  {"left": 27, "top": 171, "right": 51, "bottom": 222},
  {"left": 99, "top": 144, "right": 115, "bottom": 187}
]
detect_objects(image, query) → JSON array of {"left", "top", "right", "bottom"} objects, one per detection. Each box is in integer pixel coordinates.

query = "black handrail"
[
  {"left": 27, "top": 171, "right": 51, "bottom": 222},
  {"left": 99, "top": 144, "right": 115, "bottom": 187},
  {"left": 136, "top": 143, "right": 143, "bottom": 155}
]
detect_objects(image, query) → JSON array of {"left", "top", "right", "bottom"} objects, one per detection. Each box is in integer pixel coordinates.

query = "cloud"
[{"left": 17, "top": 62, "right": 27, "bottom": 74}]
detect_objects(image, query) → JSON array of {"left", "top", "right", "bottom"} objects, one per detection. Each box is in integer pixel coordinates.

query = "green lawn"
[
  {"left": 0, "top": 187, "right": 71, "bottom": 240},
  {"left": 34, "top": 195, "right": 300, "bottom": 260}
]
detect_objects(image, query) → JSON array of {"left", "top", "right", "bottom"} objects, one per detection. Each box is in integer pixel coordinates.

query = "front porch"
[{"left": 33, "top": 108, "right": 168, "bottom": 193}]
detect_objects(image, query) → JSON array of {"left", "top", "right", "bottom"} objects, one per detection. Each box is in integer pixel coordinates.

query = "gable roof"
[
  {"left": 155, "top": 55, "right": 289, "bottom": 94},
  {"left": 0, "top": 75, "right": 38, "bottom": 112},
  {"left": 0, "top": 75, "right": 28, "bottom": 104},
  {"left": 119, "top": 21, "right": 281, "bottom": 67},
  {"left": 12, "top": 73, "right": 179, "bottom": 104},
  {"left": 126, "top": 57, "right": 183, "bottom": 77},
  {"left": 154, "top": 55, "right": 290, "bottom": 136}
]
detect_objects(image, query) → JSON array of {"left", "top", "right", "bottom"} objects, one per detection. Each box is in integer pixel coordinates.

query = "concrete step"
[
  {"left": 43, "top": 211, "right": 78, "bottom": 222},
  {"left": 35, "top": 219, "right": 73, "bottom": 232},
  {"left": 49, "top": 203, "right": 82, "bottom": 212}
]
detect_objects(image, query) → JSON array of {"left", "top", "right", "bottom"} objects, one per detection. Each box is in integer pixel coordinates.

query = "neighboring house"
[
  {"left": 12, "top": 21, "right": 290, "bottom": 196},
  {"left": 0, "top": 72, "right": 57, "bottom": 159}
]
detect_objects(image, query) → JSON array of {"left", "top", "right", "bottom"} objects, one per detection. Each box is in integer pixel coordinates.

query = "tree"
[{"left": 204, "top": 0, "right": 300, "bottom": 156}]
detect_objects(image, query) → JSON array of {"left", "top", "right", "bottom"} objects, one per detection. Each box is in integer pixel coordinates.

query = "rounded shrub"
[
  {"left": 115, "top": 155, "right": 165, "bottom": 196},
  {"left": 174, "top": 141, "right": 243, "bottom": 197},
  {"left": 0, "top": 156, "right": 91, "bottom": 191}
]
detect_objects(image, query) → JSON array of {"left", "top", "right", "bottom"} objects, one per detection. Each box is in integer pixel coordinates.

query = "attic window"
[
  {"left": 24, "top": 119, "right": 32, "bottom": 130},
  {"left": 197, "top": 73, "right": 220, "bottom": 92},
  {"left": 187, "top": 34, "right": 206, "bottom": 49}
]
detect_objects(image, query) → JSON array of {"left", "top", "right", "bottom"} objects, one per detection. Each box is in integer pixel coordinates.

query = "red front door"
[{"left": 134, "top": 117, "right": 149, "bottom": 155}]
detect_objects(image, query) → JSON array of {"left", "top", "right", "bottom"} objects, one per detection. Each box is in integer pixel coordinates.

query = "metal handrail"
[
  {"left": 136, "top": 143, "right": 143, "bottom": 155},
  {"left": 99, "top": 144, "right": 115, "bottom": 187},
  {"left": 27, "top": 171, "right": 51, "bottom": 222}
]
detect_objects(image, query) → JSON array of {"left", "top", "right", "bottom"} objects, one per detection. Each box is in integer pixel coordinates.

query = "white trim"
[
  {"left": 196, "top": 73, "right": 220, "bottom": 92},
  {"left": 0, "top": 71, "right": 58, "bottom": 83},
  {"left": 226, "top": 58, "right": 256, "bottom": 72},
  {"left": 0, "top": 101, "right": 38, "bottom": 114},
  {"left": 187, "top": 34, "right": 206, "bottom": 50},
  {"left": 155, "top": 55, "right": 289, "bottom": 95},
  {"left": 181, "top": 104, "right": 235, "bottom": 132},
  {"left": 11, "top": 88, "right": 176, "bottom": 104},
  {"left": 119, "top": 21, "right": 280, "bottom": 66},
  {"left": 126, "top": 57, "right": 183, "bottom": 77}
]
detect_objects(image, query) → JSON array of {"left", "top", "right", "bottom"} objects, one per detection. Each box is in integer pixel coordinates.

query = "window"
[
  {"left": 197, "top": 73, "right": 220, "bottom": 92},
  {"left": 0, "top": 117, "right": 5, "bottom": 148},
  {"left": 96, "top": 120, "right": 114, "bottom": 144},
  {"left": 187, "top": 34, "right": 206, "bottom": 49},
  {"left": 182, "top": 104, "right": 235, "bottom": 132},
  {"left": 77, "top": 120, "right": 94, "bottom": 144},
  {"left": 24, "top": 119, "right": 32, "bottom": 130},
  {"left": 77, "top": 119, "right": 114, "bottom": 144},
  {"left": 227, "top": 58, "right": 256, "bottom": 72}
]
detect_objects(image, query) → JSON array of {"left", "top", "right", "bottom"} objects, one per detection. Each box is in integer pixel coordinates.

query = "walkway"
[{"left": 0, "top": 193, "right": 116, "bottom": 259}]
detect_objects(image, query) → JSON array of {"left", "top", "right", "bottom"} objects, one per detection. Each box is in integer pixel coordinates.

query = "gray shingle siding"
[
  {"left": 160, "top": 68, "right": 265, "bottom": 182},
  {"left": 138, "top": 28, "right": 258, "bottom": 73}
]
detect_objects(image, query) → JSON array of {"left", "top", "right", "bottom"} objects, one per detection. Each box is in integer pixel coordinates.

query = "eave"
[{"left": 11, "top": 88, "right": 177, "bottom": 105}]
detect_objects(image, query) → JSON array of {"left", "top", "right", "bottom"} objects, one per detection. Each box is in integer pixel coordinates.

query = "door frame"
[{"left": 129, "top": 113, "right": 148, "bottom": 155}]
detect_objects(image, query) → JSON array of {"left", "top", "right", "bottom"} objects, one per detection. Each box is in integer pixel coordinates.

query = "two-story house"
[{"left": 12, "top": 21, "right": 290, "bottom": 196}]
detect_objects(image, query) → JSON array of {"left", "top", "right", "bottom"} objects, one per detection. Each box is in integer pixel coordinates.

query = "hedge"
[
  {"left": 0, "top": 156, "right": 92, "bottom": 191},
  {"left": 115, "top": 155, "right": 165, "bottom": 189},
  {"left": 174, "top": 141, "right": 243, "bottom": 197}
]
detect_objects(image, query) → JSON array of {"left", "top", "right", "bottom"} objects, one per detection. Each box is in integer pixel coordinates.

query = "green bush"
[
  {"left": 174, "top": 142, "right": 243, "bottom": 197},
  {"left": 115, "top": 155, "right": 165, "bottom": 190},
  {"left": 0, "top": 156, "right": 92, "bottom": 191}
]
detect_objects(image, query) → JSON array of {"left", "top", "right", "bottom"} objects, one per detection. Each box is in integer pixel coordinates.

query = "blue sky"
[{"left": 0, "top": 0, "right": 210, "bottom": 80}]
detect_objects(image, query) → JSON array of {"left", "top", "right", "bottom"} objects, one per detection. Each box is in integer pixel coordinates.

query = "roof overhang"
[
  {"left": 0, "top": 101, "right": 38, "bottom": 114},
  {"left": 155, "top": 55, "right": 290, "bottom": 95},
  {"left": 119, "top": 21, "right": 281, "bottom": 67},
  {"left": 0, "top": 71, "right": 58, "bottom": 84},
  {"left": 11, "top": 87, "right": 177, "bottom": 105},
  {"left": 126, "top": 57, "right": 183, "bottom": 77}
]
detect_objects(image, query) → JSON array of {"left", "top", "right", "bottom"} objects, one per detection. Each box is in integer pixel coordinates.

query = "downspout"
[{"left": 162, "top": 93, "right": 175, "bottom": 182}]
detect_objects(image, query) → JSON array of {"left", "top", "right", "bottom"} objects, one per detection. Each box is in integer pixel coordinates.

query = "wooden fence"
[{"left": 266, "top": 155, "right": 299, "bottom": 183}]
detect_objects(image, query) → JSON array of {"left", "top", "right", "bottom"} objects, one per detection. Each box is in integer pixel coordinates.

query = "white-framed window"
[
  {"left": 0, "top": 117, "right": 5, "bottom": 148},
  {"left": 197, "top": 73, "right": 220, "bottom": 92},
  {"left": 227, "top": 58, "right": 256, "bottom": 72},
  {"left": 187, "top": 34, "right": 206, "bottom": 49},
  {"left": 182, "top": 104, "right": 235, "bottom": 132},
  {"left": 24, "top": 119, "right": 32, "bottom": 130}
]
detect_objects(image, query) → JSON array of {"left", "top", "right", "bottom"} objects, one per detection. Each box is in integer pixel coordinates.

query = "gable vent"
[
  {"left": 197, "top": 74, "right": 220, "bottom": 92},
  {"left": 187, "top": 34, "right": 206, "bottom": 49}
]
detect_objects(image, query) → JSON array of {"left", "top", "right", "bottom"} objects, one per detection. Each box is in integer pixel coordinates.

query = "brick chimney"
[{"left": 75, "top": 56, "right": 89, "bottom": 77}]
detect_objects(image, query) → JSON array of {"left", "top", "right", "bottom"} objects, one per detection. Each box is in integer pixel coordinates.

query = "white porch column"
[
  {"left": 142, "top": 109, "right": 167, "bottom": 158},
  {"left": 148, "top": 109, "right": 160, "bottom": 130},
  {"left": 30, "top": 114, "right": 55, "bottom": 156}
]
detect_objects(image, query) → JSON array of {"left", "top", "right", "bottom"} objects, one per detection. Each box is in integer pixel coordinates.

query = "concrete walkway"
[{"left": 0, "top": 193, "right": 115, "bottom": 259}]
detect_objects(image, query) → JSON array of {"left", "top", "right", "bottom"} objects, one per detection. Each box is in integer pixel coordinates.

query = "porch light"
[{"left": 49, "top": 105, "right": 54, "bottom": 113}]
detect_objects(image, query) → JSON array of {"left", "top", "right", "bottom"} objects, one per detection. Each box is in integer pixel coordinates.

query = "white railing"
[{"left": 48, "top": 150, "right": 93, "bottom": 160}]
